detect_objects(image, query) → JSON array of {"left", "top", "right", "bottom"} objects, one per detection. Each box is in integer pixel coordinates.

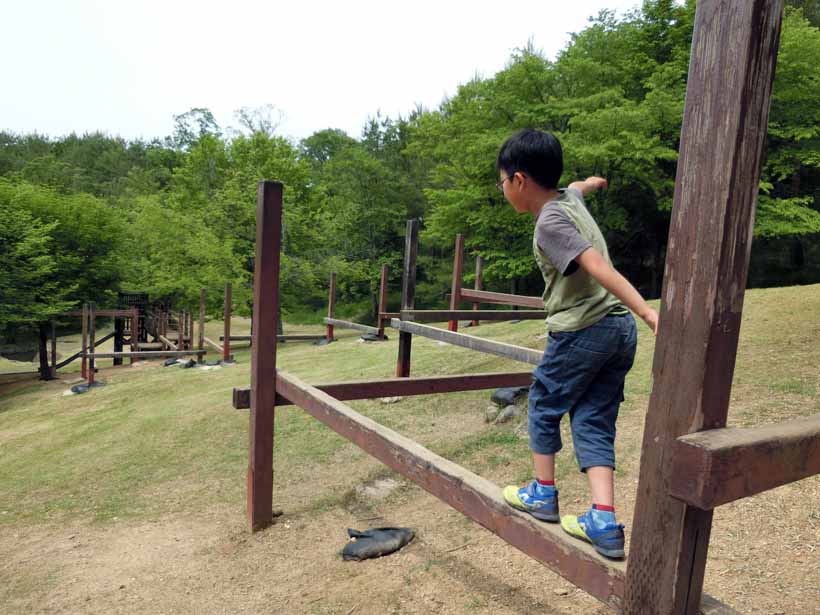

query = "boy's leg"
[
  {"left": 533, "top": 452, "right": 555, "bottom": 483},
  {"left": 586, "top": 466, "right": 614, "bottom": 507}
]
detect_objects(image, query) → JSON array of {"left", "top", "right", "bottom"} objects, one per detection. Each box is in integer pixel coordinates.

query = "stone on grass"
[
  {"left": 491, "top": 386, "right": 529, "bottom": 407},
  {"left": 485, "top": 405, "right": 501, "bottom": 423},
  {"left": 379, "top": 396, "right": 402, "bottom": 404},
  {"left": 494, "top": 405, "right": 522, "bottom": 424}
]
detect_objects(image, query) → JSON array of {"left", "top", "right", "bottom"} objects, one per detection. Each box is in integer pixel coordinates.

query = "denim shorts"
[{"left": 528, "top": 312, "right": 637, "bottom": 471}]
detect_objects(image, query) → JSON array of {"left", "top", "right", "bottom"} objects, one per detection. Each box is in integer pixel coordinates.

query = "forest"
[{"left": 2, "top": 1, "right": 819, "bottom": 339}]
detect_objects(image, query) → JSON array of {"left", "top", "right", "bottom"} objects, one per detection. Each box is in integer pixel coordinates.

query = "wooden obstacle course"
[
  {"left": 235, "top": 4, "right": 818, "bottom": 613},
  {"left": 323, "top": 264, "right": 393, "bottom": 341}
]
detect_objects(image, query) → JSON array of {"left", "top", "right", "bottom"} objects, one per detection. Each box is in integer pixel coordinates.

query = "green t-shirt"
[{"left": 533, "top": 188, "right": 624, "bottom": 332}]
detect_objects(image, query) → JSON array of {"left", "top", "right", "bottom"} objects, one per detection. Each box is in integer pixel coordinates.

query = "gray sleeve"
[{"left": 535, "top": 206, "right": 592, "bottom": 276}]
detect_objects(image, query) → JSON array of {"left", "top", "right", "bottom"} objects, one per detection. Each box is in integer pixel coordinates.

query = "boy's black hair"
[{"left": 496, "top": 129, "right": 563, "bottom": 189}]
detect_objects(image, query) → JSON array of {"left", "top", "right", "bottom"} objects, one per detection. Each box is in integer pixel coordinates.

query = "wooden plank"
[
  {"left": 63, "top": 309, "right": 134, "bottom": 318},
  {"left": 81, "top": 303, "right": 88, "bottom": 379},
  {"left": 400, "top": 310, "right": 545, "bottom": 322},
  {"left": 448, "top": 233, "right": 464, "bottom": 332},
  {"left": 130, "top": 308, "right": 138, "bottom": 365},
  {"left": 54, "top": 332, "right": 115, "bottom": 369},
  {"left": 669, "top": 414, "right": 820, "bottom": 509},
  {"left": 221, "top": 334, "right": 325, "bottom": 342},
  {"left": 224, "top": 282, "right": 233, "bottom": 361},
  {"left": 322, "top": 317, "right": 379, "bottom": 335},
  {"left": 379, "top": 312, "right": 401, "bottom": 319},
  {"left": 472, "top": 255, "right": 483, "bottom": 326},
  {"left": 247, "top": 180, "right": 282, "bottom": 531},
  {"left": 232, "top": 371, "right": 534, "bottom": 409},
  {"left": 324, "top": 272, "right": 335, "bottom": 342},
  {"left": 88, "top": 303, "right": 96, "bottom": 385},
  {"left": 275, "top": 369, "right": 624, "bottom": 608},
  {"left": 377, "top": 264, "right": 389, "bottom": 338},
  {"left": 158, "top": 334, "right": 178, "bottom": 350},
  {"left": 391, "top": 319, "right": 541, "bottom": 366},
  {"left": 198, "top": 289, "right": 206, "bottom": 361},
  {"left": 460, "top": 288, "right": 543, "bottom": 309},
  {"left": 396, "top": 220, "right": 419, "bottom": 377},
  {"left": 50, "top": 320, "right": 57, "bottom": 376},
  {"left": 623, "top": 3, "right": 785, "bottom": 614},
  {"left": 88, "top": 350, "right": 206, "bottom": 358}
]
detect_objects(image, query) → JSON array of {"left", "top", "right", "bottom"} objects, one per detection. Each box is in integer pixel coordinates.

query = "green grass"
[{"left": 1, "top": 284, "right": 819, "bottom": 530}]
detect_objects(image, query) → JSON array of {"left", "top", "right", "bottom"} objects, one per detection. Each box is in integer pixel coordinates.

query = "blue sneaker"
[
  {"left": 560, "top": 509, "right": 625, "bottom": 559},
  {"left": 502, "top": 480, "right": 559, "bottom": 522}
]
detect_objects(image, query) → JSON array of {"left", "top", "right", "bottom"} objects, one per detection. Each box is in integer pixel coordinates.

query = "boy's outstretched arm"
[
  {"left": 576, "top": 247, "right": 659, "bottom": 335},
  {"left": 568, "top": 176, "right": 608, "bottom": 197}
]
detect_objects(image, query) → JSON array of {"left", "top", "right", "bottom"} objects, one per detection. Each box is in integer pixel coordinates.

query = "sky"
[{"left": 1, "top": 0, "right": 641, "bottom": 143}]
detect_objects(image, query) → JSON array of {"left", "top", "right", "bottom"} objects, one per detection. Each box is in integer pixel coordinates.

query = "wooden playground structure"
[
  {"left": 323, "top": 266, "right": 396, "bottom": 342},
  {"left": 231, "top": 3, "right": 820, "bottom": 613}
]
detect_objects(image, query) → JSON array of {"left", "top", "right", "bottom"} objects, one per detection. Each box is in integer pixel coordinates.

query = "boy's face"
[{"left": 499, "top": 171, "right": 527, "bottom": 213}]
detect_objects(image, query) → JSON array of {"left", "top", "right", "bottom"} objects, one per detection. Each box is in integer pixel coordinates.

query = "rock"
[
  {"left": 163, "top": 358, "right": 179, "bottom": 367},
  {"left": 180, "top": 359, "right": 196, "bottom": 369},
  {"left": 494, "top": 405, "right": 522, "bottom": 424},
  {"left": 360, "top": 333, "right": 387, "bottom": 342},
  {"left": 313, "top": 338, "right": 333, "bottom": 346},
  {"left": 553, "top": 588, "right": 570, "bottom": 596},
  {"left": 485, "top": 405, "right": 501, "bottom": 423},
  {"left": 379, "top": 396, "right": 402, "bottom": 404},
  {"left": 491, "top": 386, "right": 529, "bottom": 407}
]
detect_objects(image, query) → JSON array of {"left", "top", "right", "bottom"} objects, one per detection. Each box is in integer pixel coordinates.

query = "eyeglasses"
[{"left": 495, "top": 175, "right": 513, "bottom": 193}]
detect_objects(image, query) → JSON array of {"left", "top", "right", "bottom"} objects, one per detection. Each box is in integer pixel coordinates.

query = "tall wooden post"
[
  {"left": 81, "top": 303, "right": 88, "bottom": 379},
  {"left": 624, "top": 3, "right": 784, "bottom": 614},
  {"left": 377, "top": 264, "right": 389, "bottom": 339},
  {"left": 198, "top": 289, "right": 206, "bottom": 362},
  {"left": 130, "top": 308, "right": 138, "bottom": 365},
  {"left": 113, "top": 317, "right": 124, "bottom": 366},
  {"left": 448, "top": 233, "right": 464, "bottom": 332},
  {"left": 223, "top": 283, "right": 233, "bottom": 362},
  {"left": 396, "top": 220, "right": 419, "bottom": 377},
  {"left": 326, "top": 272, "right": 336, "bottom": 342},
  {"left": 471, "top": 256, "right": 483, "bottom": 327},
  {"left": 50, "top": 320, "right": 57, "bottom": 378},
  {"left": 37, "top": 323, "right": 51, "bottom": 380},
  {"left": 248, "top": 181, "right": 282, "bottom": 531},
  {"left": 88, "top": 302, "right": 96, "bottom": 385}
]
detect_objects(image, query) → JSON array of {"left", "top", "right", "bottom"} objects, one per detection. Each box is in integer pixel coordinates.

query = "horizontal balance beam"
[
  {"left": 273, "top": 369, "right": 624, "bottom": 608},
  {"left": 669, "top": 412, "right": 820, "bottom": 509},
  {"left": 86, "top": 350, "right": 206, "bottom": 359},
  {"left": 390, "top": 319, "right": 542, "bottom": 365},
  {"left": 400, "top": 310, "right": 545, "bottom": 322},
  {"left": 323, "top": 317, "right": 380, "bottom": 335},
  {"left": 63, "top": 309, "right": 136, "bottom": 318},
  {"left": 459, "top": 288, "right": 544, "bottom": 309},
  {"left": 232, "top": 371, "right": 534, "bottom": 410},
  {"left": 220, "top": 335, "right": 326, "bottom": 342}
]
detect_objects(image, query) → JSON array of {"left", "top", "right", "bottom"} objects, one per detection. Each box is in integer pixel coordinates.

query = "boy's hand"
[{"left": 640, "top": 308, "right": 659, "bottom": 336}]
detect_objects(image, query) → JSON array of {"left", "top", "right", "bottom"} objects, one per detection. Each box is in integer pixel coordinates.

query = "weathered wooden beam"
[
  {"left": 88, "top": 302, "right": 96, "bottom": 385},
  {"left": 322, "top": 317, "right": 380, "bottom": 335},
  {"left": 220, "top": 334, "right": 326, "bottom": 342},
  {"left": 274, "top": 369, "right": 625, "bottom": 608},
  {"left": 130, "top": 308, "right": 139, "bottom": 365},
  {"left": 81, "top": 303, "right": 88, "bottom": 379},
  {"left": 391, "top": 319, "right": 541, "bottom": 366},
  {"left": 379, "top": 312, "right": 401, "bottom": 319},
  {"left": 472, "top": 255, "right": 483, "bottom": 326},
  {"left": 232, "top": 371, "right": 534, "bottom": 409},
  {"left": 396, "top": 220, "right": 419, "bottom": 377},
  {"left": 669, "top": 414, "right": 820, "bottom": 510},
  {"left": 326, "top": 272, "right": 336, "bottom": 342},
  {"left": 459, "top": 288, "right": 543, "bottom": 309},
  {"left": 63, "top": 309, "right": 134, "bottom": 318},
  {"left": 247, "top": 180, "right": 282, "bottom": 532},
  {"left": 158, "top": 334, "right": 178, "bottom": 351},
  {"left": 224, "top": 282, "right": 233, "bottom": 362},
  {"left": 87, "top": 350, "right": 206, "bottom": 359},
  {"left": 400, "top": 310, "right": 545, "bottom": 322},
  {"left": 198, "top": 289, "right": 206, "bottom": 363},
  {"left": 624, "top": 3, "right": 785, "bottom": 614},
  {"left": 448, "top": 233, "right": 464, "bottom": 332},
  {"left": 203, "top": 336, "right": 224, "bottom": 352},
  {"left": 377, "top": 264, "right": 389, "bottom": 338}
]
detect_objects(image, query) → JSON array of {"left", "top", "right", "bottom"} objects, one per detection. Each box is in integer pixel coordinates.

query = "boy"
[{"left": 496, "top": 129, "right": 658, "bottom": 559}]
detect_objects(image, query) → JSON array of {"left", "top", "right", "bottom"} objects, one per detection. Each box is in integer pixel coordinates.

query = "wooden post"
[
  {"left": 50, "top": 320, "right": 57, "bottom": 377},
  {"left": 37, "top": 323, "right": 50, "bottom": 380},
  {"left": 223, "top": 283, "right": 233, "bottom": 362},
  {"left": 396, "top": 220, "right": 419, "bottom": 377},
  {"left": 248, "top": 180, "right": 282, "bottom": 531},
  {"left": 377, "top": 264, "right": 389, "bottom": 339},
  {"left": 198, "top": 289, "right": 206, "bottom": 363},
  {"left": 81, "top": 303, "right": 88, "bottom": 379},
  {"left": 88, "top": 302, "right": 96, "bottom": 385},
  {"left": 113, "top": 316, "right": 124, "bottom": 366},
  {"left": 448, "top": 233, "right": 464, "bottom": 332},
  {"left": 471, "top": 255, "right": 483, "bottom": 327},
  {"left": 623, "top": 3, "right": 784, "bottom": 614},
  {"left": 326, "top": 272, "right": 336, "bottom": 342},
  {"left": 130, "top": 308, "right": 138, "bottom": 365}
]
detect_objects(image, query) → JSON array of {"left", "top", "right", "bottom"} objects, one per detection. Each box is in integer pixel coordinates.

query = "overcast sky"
[{"left": 2, "top": 0, "right": 641, "bottom": 142}]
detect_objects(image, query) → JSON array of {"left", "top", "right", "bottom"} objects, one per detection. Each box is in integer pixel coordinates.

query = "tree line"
[{"left": 2, "top": 1, "right": 819, "bottom": 339}]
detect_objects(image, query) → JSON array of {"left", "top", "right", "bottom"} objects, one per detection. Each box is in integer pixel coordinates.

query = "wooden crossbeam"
[
  {"left": 390, "top": 319, "right": 542, "bottom": 365},
  {"left": 53, "top": 332, "right": 115, "bottom": 369},
  {"left": 459, "top": 288, "right": 543, "bottom": 309},
  {"left": 669, "top": 414, "right": 820, "bottom": 509},
  {"left": 86, "top": 350, "right": 206, "bottom": 359},
  {"left": 275, "top": 369, "right": 626, "bottom": 608},
  {"left": 63, "top": 309, "right": 135, "bottom": 318},
  {"left": 400, "top": 309, "right": 544, "bottom": 322},
  {"left": 323, "top": 317, "right": 380, "bottom": 335},
  {"left": 203, "top": 336, "right": 224, "bottom": 352},
  {"left": 222, "top": 334, "right": 326, "bottom": 342},
  {"left": 232, "top": 371, "right": 533, "bottom": 410}
]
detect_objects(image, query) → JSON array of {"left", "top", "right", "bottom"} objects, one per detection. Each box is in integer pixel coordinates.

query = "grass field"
[{"left": 0, "top": 286, "right": 818, "bottom": 614}]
